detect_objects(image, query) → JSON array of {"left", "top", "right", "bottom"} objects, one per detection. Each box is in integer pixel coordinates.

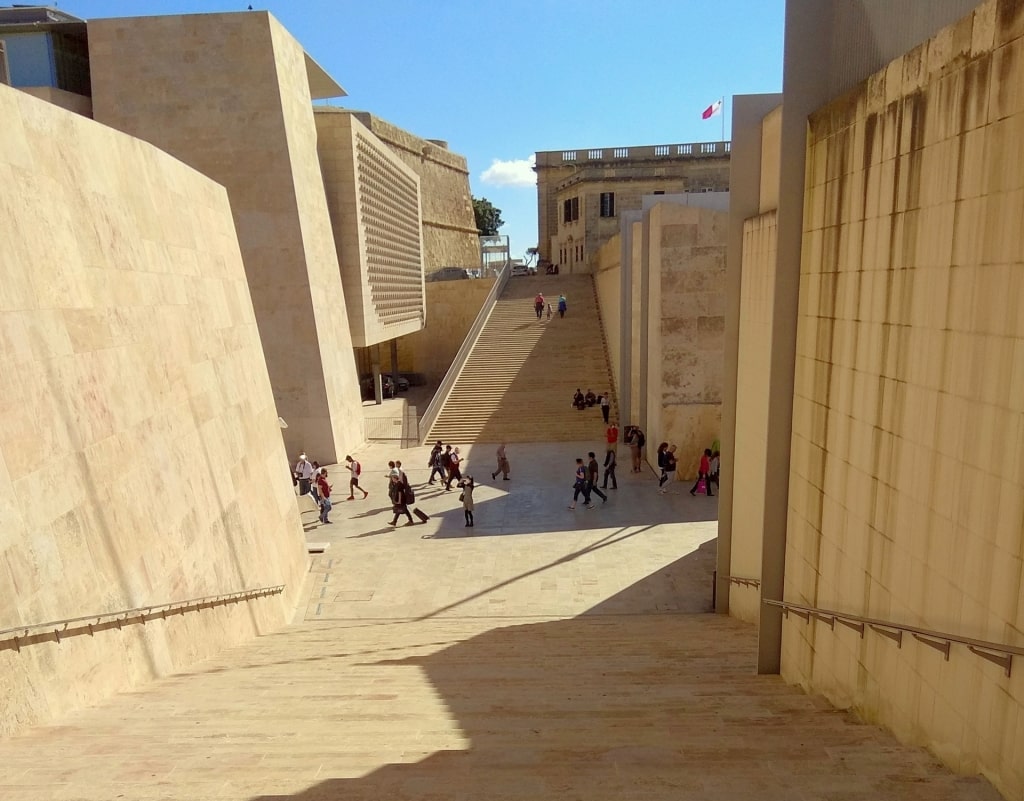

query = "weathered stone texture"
[
  {"left": 784, "top": 1, "right": 1024, "bottom": 796},
  {"left": 0, "top": 84, "right": 308, "bottom": 736}
]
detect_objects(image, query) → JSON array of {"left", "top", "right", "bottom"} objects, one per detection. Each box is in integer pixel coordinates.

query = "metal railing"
[
  {"left": 764, "top": 598, "right": 1024, "bottom": 677},
  {"left": 418, "top": 260, "right": 511, "bottom": 443},
  {"left": 1, "top": 585, "right": 285, "bottom": 647}
]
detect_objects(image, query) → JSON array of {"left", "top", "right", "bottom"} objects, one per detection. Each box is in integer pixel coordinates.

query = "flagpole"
[{"left": 721, "top": 96, "right": 725, "bottom": 142}]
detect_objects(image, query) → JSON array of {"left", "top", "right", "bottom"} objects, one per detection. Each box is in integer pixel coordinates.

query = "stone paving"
[{"left": 0, "top": 442, "right": 1003, "bottom": 800}]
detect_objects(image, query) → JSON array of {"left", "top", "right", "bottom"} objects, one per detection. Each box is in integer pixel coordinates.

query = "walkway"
[{"left": 0, "top": 442, "right": 1001, "bottom": 800}]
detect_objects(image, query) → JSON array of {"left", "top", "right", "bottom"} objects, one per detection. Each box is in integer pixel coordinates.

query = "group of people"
[
  {"left": 653, "top": 443, "right": 720, "bottom": 496},
  {"left": 572, "top": 388, "right": 611, "bottom": 423},
  {"left": 293, "top": 452, "right": 370, "bottom": 525},
  {"left": 295, "top": 430, "right": 717, "bottom": 529},
  {"left": 533, "top": 292, "right": 568, "bottom": 320}
]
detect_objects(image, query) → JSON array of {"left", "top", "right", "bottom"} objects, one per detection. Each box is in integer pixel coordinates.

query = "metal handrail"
[
  {"left": 721, "top": 574, "right": 761, "bottom": 588},
  {"left": 0, "top": 584, "right": 285, "bottom": 644},
  {"left": 764, "top": 598, "right": 1023, "bottom": 677},
  {"left": 419, "top": 260, "right": 511, "bottom": 443}
]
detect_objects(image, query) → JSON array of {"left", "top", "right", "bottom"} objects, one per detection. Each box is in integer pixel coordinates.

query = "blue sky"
[{"left": 66, "top": 0, "right": 786, "bottom": 261}]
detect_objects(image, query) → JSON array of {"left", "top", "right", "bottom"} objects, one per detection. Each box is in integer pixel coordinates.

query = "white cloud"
[{"left": 480, "top": 155, "right": 536, "bottom": 187}]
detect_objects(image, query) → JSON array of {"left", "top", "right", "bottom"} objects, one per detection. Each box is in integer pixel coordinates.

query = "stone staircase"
[{"left": 427, "top": 274, "right": 617, "bottom": 443}]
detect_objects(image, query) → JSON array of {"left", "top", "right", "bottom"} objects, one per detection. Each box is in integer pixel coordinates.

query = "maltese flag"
[{"left": 701, "top": 99, "right": 723, "bottom": 120}]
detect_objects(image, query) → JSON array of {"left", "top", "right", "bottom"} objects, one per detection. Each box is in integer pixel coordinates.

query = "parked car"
[
  {"left": 426, "top": 266, "right": 470, "bottom": 282},
  {"left": 510, "top": 264, "right": 530, "bottom": 277},
  {"left": 360, "top": 375, "right": 397, "bottom": 399}
]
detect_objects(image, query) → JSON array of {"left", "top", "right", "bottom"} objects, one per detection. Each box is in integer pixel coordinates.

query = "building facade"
[
  {"left": 534, "top": 142, "right": 730, "bottom": 273},
  {"left": 721, "top": 1, "right": 1024, "bottom": 797}
]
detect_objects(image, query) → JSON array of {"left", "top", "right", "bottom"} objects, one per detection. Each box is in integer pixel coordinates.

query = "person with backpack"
[
  {"left": 557, "top": 294, "right": 568, "bottom": 318},
  {"left": 659, "top": 444, "right": 677, "bottom": 494},
  {"left": 445, "top": 446, "right": 463, "bottom": 491},
  {"left": 344, "top": 454, "right": 369, "bottom": 500},
  {"left": 427, "top": 441, "right": 447, "bottom": 485},
  {"left": 388, "top": 471, "right": 415, "bottom": 526}
]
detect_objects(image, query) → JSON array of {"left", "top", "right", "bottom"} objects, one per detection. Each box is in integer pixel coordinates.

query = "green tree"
[{"left": 472, "top": 196, "right": 504, "bottom": 235}]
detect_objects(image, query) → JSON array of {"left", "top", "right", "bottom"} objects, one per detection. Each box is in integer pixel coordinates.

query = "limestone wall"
[
  {"left": 783, "top": 2, "right": 1024, "bottom": 795},
  {"left": 0, "top": 85, "right": 308, "bottom": 736},
  {"left": 594, "top": 235, "right": 622, "bottom": 399},
  {"left": 730, "top": 211, "right": 778, "bottom": 623},
  {"left": 343, "top": 111, "right": 480, "bottom": 272},
  {"left": 88, "top": 12, "right": 364, "bottom": 466},
  {"left": 645, "top": 204, "right": 728, "bottom": 479},
  {"left": 315, "top": 111, "right": 425, "bottom": 348},
  {"left": 396, "top": 278, "right": 495, "bottom": 384}
]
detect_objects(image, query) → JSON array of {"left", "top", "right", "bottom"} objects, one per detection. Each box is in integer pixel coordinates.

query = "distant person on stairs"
[
  {"left": 534, "top": 292, "right": 545, "bottom": 319},
  {"left": 600, "top": 392, "right": 611, "bottom": 423},
  {"left": 492, "top": 443, "right": 510, "bottom": 480},
  {"left": 573, "top": 388, "right": 586, "bottom": 410},
  {"left": 585, "top": 389, "right": 596, "bottom": 407},
  {"left": 558, "top": 294, "right": 567, "bottom": 318}
]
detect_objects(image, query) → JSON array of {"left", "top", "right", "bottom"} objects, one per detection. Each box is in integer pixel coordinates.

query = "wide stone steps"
[
  {"left": 0, "top": 614, "right": 1002, "bottom": 800},
  {"left": 427, "top": 274, "right": 617, "bottom": 444}
]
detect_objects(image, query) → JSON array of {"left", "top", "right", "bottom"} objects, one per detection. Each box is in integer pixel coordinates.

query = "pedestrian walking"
[
  {"left": 344, "top": 455, "right": 369, "bottom": 500},
  {"left": 458, "top": 474, "right": 475, "bottom": 527},
  {"left": 587, "top": 452, "right": 608, "bottom": 503},
  {"left": 440, "top": 445, "right": 453, "bottom": 489},
  {"left": 316, "top": 469, "right": 333, "bottom": 523},
  {"left": 294, "top": 452, "right": 314, "bottom": 498},
  {"left": 445, "top": 447, "right": 463, "bottom": 490},
  {"left": 659, "top": 445, "right": 677, "bottom": 494},
  {"left": 690, "top": 448, "right": 714, "bottom": 496},
  {"left": 557, "top": 294, "right": 567, "bottom": 318},
  {"left": 631, "top": 426, "right": 646, "bottom": 472},
  {"left": 491, "top": 443, "right": 510, "bottom": 480},
  {"left": 710, "top": 450, "right": 721, "bottom": 490},
  {"left": 546, "top": 302, "right": 552, "bottom": 320},
  {"left": 568, "top": 458, "right": 592, "bottom": 509},
  {"left": 600, "top": 393, "right": 611, "bottom": 424},
  {"left": 604, "top": 421, "right": 619, "bottom": 463},
  {"left": 602, "top": 448, "right": 618, "bottom": 490},
  {"left": 534, "top": 292, "right": 545, "bottom": 319},
  {"left": 388, "top": 471, "right": 415, "bottom": 526},
  {"left": 427, "top": 441, "right": 447, "bottom": 485},
  {"left": 656, "top": 442, "right": 668, "bottom": 489}
]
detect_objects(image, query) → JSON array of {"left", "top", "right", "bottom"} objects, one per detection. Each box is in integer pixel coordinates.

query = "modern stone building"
[
  {"left": 0, "top": 5, "right": 470, "bottom": 737},
  {"left": 0, "top": 78, "right": 309, "bottom": 738},
  {"left": 534, "top": 142, "right": 730, "bottom": 273},
  {"left": 721, "top": 1, "right": 1024, "bottom": 797},
  {"left": 0, "top": 7, "right": 485, "bottom": 457}
]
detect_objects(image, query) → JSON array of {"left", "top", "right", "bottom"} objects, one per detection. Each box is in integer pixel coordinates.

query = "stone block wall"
[
  {"left": 646, "top": 204, "right": 728, "bottom": 479},
  {"left": 0, "top": 85, "right": 308, "bottom": 736},
  {"left": 88, "top": 12, "right": 364, "bottom": 465},
  {"left": 343, "top": 111, "right": 480, "bottom": 272},
  {"left": 396, "top": 278, "right": 495, "bottom": 384},
  {"left": 784, "top": 1, "right": 1024, "bottom": 795},
  {"left": 730, "top": 211, "right": 778, "bottom": 624},
  {"left": 315, "top": 111, "right": 425, "bottom": 347},
  {"left": 594, "top": 235, "right": 622, "bottom": 399}
]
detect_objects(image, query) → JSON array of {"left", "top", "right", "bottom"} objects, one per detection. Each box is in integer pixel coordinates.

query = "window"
[
  {"left": 563, "top": 196, "right": 579, "bottom": 223},
  {"left": 653, "top": 190, "right": 665, "bottom": 196},
  {"left": 599, "top": 192, "right": 615, "bottom": 218}
]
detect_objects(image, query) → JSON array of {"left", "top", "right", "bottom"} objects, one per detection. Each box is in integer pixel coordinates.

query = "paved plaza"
[{"left": 0, "top": 442, "right": 1001, "bottom": 800}]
